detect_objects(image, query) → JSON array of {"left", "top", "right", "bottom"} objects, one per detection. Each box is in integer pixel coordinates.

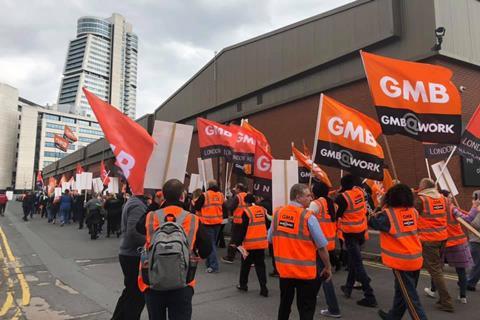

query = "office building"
[{"left": 57, "top": 13, "right": 138, "bottom": 119}]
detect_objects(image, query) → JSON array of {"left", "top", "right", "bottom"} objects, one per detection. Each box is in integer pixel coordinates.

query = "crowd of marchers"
[{"left": 3, "top": 176, "right": 480, "bottom": 320}]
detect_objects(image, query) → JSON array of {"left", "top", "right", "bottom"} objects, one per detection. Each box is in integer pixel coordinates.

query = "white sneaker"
[
  {"left": 458, "top": 296, "right": 467, "bottom": 304},
  {"left": 320, "top": 309, "right": 342, "bottom": 318},
  {"left": 424, "top": 287, "right": 437, "bottom": 298}
]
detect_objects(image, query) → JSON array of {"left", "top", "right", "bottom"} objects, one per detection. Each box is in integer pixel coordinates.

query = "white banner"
[
  {"left": 61, "top": 182, "right": 69, "bottom": 192},
  {"left": 76, "top": 172, "right": 93, "bottom": 191},
  {"left": 5, "top": 191, "right": 13, "bottom": 201},
  {"left": 272, "top": 159, "right": 299, "bottom": 210},
  {"left": 92, "top": 178, "right": 103, "bottom": 193},
  {"left": 188, "top": 173, "right": 203, "bottom": 193},
  {"left": 54, "top": 187, "right": 62, "bottom": 198},
  {"left": 197, "top": 158, "right": 214, "bottom": 190},
  {"left": 108, "top": 177, "right": 119, "bottom": 194},
  {"left": 144, "top": 121, "right": 194, "bottom": 189},
  {"left": 431, "top": 160, "right": 459, "bottom": 196}
]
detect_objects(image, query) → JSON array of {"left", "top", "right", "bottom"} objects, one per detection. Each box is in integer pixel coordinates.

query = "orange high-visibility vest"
[
  {"left": 272, "top": 205, "right": 317, "bottom": 280},
  {"left": 339, "top": 187, "right": 368, "bottom": 234},
  {"left": 243, "top": 205, "right": 268, "bottom": 250},
  {"left": 198, "top": 190, "right": 224, "bottom": 225},
  {"left": 446, "top": 204, "right": 467, "bottom": 248},
  {"left": 138, "top": 206, "right": 199, "bottom": 292},
  {"left": 418, "top": 195, "right": 448, "bottom": 242},
  {"left": 313, "top": 198, "right": 336, "bottom": 251},
  {"left": 232, "top": 192, "right": 247, "bottom": 224},
  {"left": 379, "top": 207, "right": 423, "bottom": 271}
]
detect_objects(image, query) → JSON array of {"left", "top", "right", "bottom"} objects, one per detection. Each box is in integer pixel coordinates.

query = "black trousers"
[
  {"left": 387, "top": 270, "right": 428, "bottom": 320},
  {"left": 278, "top": 278, "right": 317, "bottom": 320},
  {"left": 145, "top": 286, "right": 194, "bottom": 320},
  {"left": 111, "top": 255, "right": 145, "bottom": 320},
  {"left": 0, "top": 204, "right": 6, "bottom": 215},
  {"left": 344, "top": 236, "right": 376, "bottom": 301},
  {"left": 239, "top": 249, "right": 267, "bottom": 288}
]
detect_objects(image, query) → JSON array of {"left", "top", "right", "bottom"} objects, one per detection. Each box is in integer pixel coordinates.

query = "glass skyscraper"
[{"left": 57, "top": 13, "right": 138, "bottom": 119}]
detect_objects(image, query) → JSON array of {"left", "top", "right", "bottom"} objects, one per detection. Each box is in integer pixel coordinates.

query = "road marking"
[
  {"left": 0, "top": 226, "right": 30, "bottom": 306},
  {"left": 364, "top": 260, "right": 459, "bottom": 281},
  {"left": 0, "top": 241, "right": 14, "bottom": 316},
  {"left": 11, "top": 306, "right": 22, "bottom": 320}
]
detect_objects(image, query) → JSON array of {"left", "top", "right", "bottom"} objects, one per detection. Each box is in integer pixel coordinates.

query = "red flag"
[
  {"left": 457, "top": 104, "right": 480, "bottom": 162},
  {"left": 48, "top": 177, "right": 57, "bottom": 195},
  {"left": 101, "top": 160, "right": 111, "bottom": 186},
  {"left": 64, "top": 125, "right": 78, "bottom": 142},
  {"left": 83, "top": 88, "right": 155, "bottom": 195},
  {"left": 76, "top": 163, "right": 84, "bottom": 175},
  {"left": 302, "top": 139, "right": 311, "bottom": 159},
  {"left": 253, "top": 144, "right": 272, "bottom": 198},
  {"left": 292, "top": 145, "right": 332, "bottom": 187},
  {"left": 197, "top": 118, "right": 235, "bottom": 160},
  {"left": 229, "top": 124, "right": 256, "bottom": 165},
  {"left": 241, "top": 120, "right": 271, "bottom": 154},
  {"left": 36, "top": 170, "right": 44, "bottom": 186},
  {"left": 54, "top": 134, "right": 69, "bottom": 152}
]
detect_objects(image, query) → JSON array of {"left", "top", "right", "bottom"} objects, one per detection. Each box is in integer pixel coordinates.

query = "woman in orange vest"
[
  {"left": 309, "top": 181, "right": 341, "bottom": 318},
  {"left": 368, "top": 183, "right": 428, "bottom": 320},
  {"left": 424, "top": 190, "right": 473, "bottom": 304},
  {"left": 233, "top": 194, "right": 269, "bottom": 297}
]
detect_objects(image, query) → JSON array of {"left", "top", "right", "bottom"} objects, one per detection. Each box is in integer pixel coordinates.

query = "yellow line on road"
[
  {"left": 0, "top": 241, "right": 14, "bottom": 316},
  {"left": 364, "top": 260, "right": 459, "bottom": 281},
  {"left": 0, "top": 226, "right": 30, "bottom": 306},
  {"left": 11, "top": 306, "right": 22, "bottom": 320}
]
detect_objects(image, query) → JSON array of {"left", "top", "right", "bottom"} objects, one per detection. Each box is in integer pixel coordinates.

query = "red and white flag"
[
  {"left": 36, "top": 170, "right": 44, "bottom": 186},
  {"left": 100, "top": 160, "right": 111, "bottom": 186},
  {"left": 76, "top": 163, "right": 85, "bottom": 175},
  {"left": 83, "top": 88, "right": 155, "bottom": 195}
]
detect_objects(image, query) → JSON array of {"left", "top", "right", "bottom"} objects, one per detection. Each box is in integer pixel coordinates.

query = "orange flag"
[
  {"left": 241, "top": 120, "right": 271, "bottom": 154},
  {"left": 292, "top": 145, "right": 332, "bottom": 188}
]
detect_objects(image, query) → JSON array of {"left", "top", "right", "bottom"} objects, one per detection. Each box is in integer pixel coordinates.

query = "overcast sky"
[{"left": 0, "top": 0, "right": 354, "bottom": 118}]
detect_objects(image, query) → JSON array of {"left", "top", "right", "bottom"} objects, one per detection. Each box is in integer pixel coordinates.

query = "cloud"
[{"left": 0, "top": 0, "right": 354, "bottom": 118}]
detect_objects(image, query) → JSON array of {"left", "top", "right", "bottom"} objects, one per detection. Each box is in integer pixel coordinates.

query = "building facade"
[{"left": 57, "top": 13, "right": 138, "bottom": 119}]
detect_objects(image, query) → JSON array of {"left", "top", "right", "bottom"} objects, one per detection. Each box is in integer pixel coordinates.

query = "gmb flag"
[
  {"left": 314, "top": 94, "right": 385, "bottom": 181},
  {"left": 457, "top": 104, "right": 480, "bottom": 162},
  {"left": 361, "top": 51, "right": 462, "bottom": 144},
  {"left": 197, "top": 118, "right": 234, "bottom": 161}
]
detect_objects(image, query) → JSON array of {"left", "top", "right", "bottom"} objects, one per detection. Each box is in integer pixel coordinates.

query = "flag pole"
[
  {"left": 435, "top": 146, "right": 457, "bottom": 185},
  {"left": 382, "top": 135, "right": 398, "bottom": 181},
  {"left": 309, "top": 94, "right": 324, "bottom": 188},
  {"left": 425, "top": 158, "right": 432, "bottom": 180}
]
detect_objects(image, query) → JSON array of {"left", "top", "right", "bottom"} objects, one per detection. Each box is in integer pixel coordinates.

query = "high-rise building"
[{"left": 57, "top": 13, "right": 138, "bottom": 119}]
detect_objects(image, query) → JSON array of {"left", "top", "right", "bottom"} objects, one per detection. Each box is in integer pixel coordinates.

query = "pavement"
[{"left": 0, "top": 201, "right": 479, "bottom": 319}]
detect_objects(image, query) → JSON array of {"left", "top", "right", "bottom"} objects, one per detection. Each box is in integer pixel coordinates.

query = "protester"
[
  {"left": 22, "top": 192, "right": 34, "bottom": 222},
  {"left": 269, "top": 183, "right": 332, "bottom": 320},
  {"left": 425, "top": 190, "right": 472, "bottom": 304},
  {"left": 104, "top": 193, "right": 123, "bottom": 238},
  {"left": 73, "top": 191, "right": 86, "bottom": 229},
  {"left": 369, "top": 183, "right": 427, "bottom": 320},
  {"left": 0, "top": 192, "right": 8, "bottom": 216},
  {"left": 58, "top": 189, "right": 73, "bottom": 226},
  {"left": 111, "top": 191, "right": 148, "bottom": 320},
  {"left": 335, "top": 174, "right": 377, "bottom": 307},
  {"left": 222, "top": 183, "right": 248, "bottom": 264},
  {"left": 194, "top": 179, "right": 224, "bottom": 273},
  {"left": 85, "top": 193, "right": 104, "bottom": 240},
  {"left": 415, "top": 178, "right": 453, "bottom": 312},
  {"left": 453, "top": 192, "right": 480, "bottom": 291},
  {"left": 136, "top": 179, "right": 212, "bottom": 320},
  {"left": 309, "top": 181, "right": 342, "bottom": 318},
  {"left": 234, "top": 193, "right": 268, "bottom": 297}
]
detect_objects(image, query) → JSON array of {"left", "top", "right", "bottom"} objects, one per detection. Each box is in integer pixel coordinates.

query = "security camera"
[{"left": 459, "top": 86, "right": 467, "bottom": 92}]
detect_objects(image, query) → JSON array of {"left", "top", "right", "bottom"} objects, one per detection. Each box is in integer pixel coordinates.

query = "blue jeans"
[
  {"left": 316, "top": 254, "right": 340, "bottom": 314},
  {"left": 59, "top": 207, "right": 70, "bottom": 224},
  {"left": 205, "top": 225, "right": 220, "bottom": 271},
  {"left": 387, "top": 270, "right": 427, "bottom": 320},
  {"left": 468, "top": 242, "right": 480, "bottom": 288}
]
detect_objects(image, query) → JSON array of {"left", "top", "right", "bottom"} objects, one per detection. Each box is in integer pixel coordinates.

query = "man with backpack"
[{"left": 136, "top": 178, "right": 212, "bottom": 320}]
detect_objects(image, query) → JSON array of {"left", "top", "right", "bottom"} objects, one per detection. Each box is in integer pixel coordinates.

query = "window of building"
[
  {"left": 43, "top": 161, "right": 53, "bottom": 167},
  {"left": 44, "top": 151, "right": 66, "bottom": 158},
  {"left": 45, "top": 132, "right": 55, "bottom": 138},
  {"left": 257, "top": 94, "right": 263, "bottom": 105},
  {"left": 77, "top": 120, "right": 90, "bottom": 127},
  {"left": 79, "top": 128, "right": 103, "bottom": 136},
  {"left": 46, "top": 123, "right": 64, "bottom": 130},
  {"left": 45, "top": 114, "right": 60, "bottom": 121},
  {"left": 91, "top": 122, "right": 100, "bottom": 128},
  {"left": 79, "top": 136, "right": 97, "bottom": 143},
  {"left": 61, "top": 116, "right": 75, "bottom": 124}
]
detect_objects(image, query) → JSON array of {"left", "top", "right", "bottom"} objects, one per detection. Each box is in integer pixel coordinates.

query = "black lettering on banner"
[
  {"left": 279, "top": 220, "right": 295, "bottom": 229},
  {"left": 315, "top": 141, "right": 384, "bottom": 181},
  {"left": 376, "top": 106, "right": 461, "bottom": 144}
]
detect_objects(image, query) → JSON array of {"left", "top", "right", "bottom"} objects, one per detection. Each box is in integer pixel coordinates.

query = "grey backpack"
[{"left": 147, "top": 209, "right": 191, "bottom": 291}]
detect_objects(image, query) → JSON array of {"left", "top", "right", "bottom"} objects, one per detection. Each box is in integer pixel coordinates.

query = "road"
[{"left": 0, "top": 201, "right": 478, "bottom": 319}]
